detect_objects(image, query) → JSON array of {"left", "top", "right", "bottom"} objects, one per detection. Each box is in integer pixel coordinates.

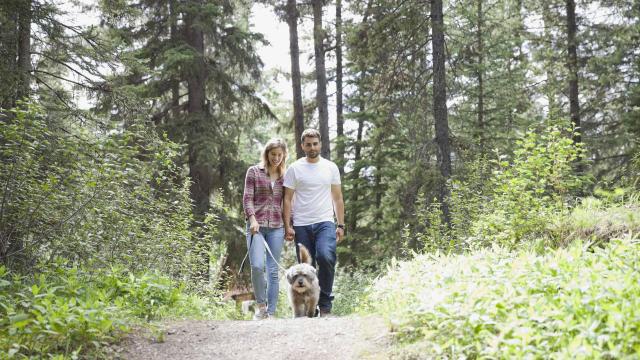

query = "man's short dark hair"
[{"left": 301, "top": 129, "right": 321, "bottom": 143}]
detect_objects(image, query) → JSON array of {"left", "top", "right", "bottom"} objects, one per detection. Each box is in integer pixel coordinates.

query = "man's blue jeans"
[
  {"left": 294, "top": 221, "right": 337, "bottom": 311},
  {"left": 246, "top": 225, "right": 285, "bottom": 315}
]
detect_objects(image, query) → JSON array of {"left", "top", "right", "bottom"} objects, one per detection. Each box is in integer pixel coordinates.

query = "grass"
[{"left": 552, "top": 196, "right": 640, "bottom": 248}]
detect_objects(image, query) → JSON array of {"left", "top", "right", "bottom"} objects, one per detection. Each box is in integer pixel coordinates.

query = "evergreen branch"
[
  {"left": 31, "top": 69, "right": 103, "bottom": 91},
  {"left": 31, "top": 51, "right": 104, "bottom": 85}
]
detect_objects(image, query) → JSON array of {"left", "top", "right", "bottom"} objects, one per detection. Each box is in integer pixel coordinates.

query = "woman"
[{"left": 242, "top": 138, "right": 288, "bottom": 319}]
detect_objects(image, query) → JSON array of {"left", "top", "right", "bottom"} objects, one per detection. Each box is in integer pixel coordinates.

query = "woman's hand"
[{"left": 249, "top": 218, "right": 260, "bottom": 235}]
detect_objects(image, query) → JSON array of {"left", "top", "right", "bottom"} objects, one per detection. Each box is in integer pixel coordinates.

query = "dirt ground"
[{"left": 117, "top": 315, "right": 393, "bottom": 360}]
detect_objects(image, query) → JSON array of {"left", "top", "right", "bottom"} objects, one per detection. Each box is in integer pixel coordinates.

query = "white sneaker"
[{"left": 253, "top": 304, "right": 268, "bottom": 320}]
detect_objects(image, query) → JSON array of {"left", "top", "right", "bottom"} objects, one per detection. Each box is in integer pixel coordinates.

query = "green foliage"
[
  {"left": 366, "top": 233, "right": 640, "bottom": 358},
  {"left": 402, "top": 196, "right": 454, "bottom": 255},
  {"left": 331, "top": 270, "right": 376, "bottom": 316},
  {"left": 411, "top": 124, "right": 587, "bottom": 253},
  {"left": 0, "top": 103, "right": 221, "bottom": 283},
  {"left": 468, "top": 125, "right": 586, "bottom": 248},
  {"left": 551, "top": 190, "right": 640, "bottom": 248},
  {"left": 0, "top": 262, "right": 238, "bottom": 358}
]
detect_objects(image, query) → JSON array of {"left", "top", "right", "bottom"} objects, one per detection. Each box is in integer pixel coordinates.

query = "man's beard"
[{"left": 306, "top": 151, "right": 319, "bottom": 158}]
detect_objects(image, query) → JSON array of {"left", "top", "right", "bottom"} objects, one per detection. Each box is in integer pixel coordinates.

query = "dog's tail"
[{"left": 298, "top": 243, "right": 312, "bottom": 265}]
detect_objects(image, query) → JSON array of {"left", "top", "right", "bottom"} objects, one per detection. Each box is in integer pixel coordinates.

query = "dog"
[{"left": 286, "top": 244, "right": 320, "bottom": 318}]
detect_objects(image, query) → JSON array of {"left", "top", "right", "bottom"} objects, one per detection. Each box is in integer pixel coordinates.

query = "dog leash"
[{"left": 238, "top": 233, "right": 288, "bottom": 275}]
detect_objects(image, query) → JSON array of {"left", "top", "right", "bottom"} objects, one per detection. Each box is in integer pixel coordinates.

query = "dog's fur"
[{"left": 286, "top": 244, "right": 320, "bottom": 318}]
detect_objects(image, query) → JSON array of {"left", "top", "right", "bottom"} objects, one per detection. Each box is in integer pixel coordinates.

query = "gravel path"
[{"left": 118, "top": 315, "right": 392, "bottom": 360}]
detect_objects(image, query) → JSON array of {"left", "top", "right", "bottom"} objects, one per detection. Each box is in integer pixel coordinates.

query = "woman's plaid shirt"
[{"left": 243, "top": 165, "right": 284, "bottom": 228}]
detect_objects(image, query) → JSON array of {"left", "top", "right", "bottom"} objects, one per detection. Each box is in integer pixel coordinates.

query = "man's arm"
[
  {"left": 331, "top": 184, "right": 345, "bottom": 243},
  {"left": 283, "top": 187, "right": 295, "bottom": 241}
]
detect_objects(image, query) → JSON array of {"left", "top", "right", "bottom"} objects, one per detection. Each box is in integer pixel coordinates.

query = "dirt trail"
[{"left": 118, "top": 315, "right": 392, "bottom": 360}]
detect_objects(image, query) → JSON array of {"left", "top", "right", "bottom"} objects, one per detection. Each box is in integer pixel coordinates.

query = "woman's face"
[{"left": 268, "top": 147, "right": 284, "bottom": 168}]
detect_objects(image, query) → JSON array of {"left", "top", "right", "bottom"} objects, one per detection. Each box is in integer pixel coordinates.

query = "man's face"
[{"left": 301, "top": 136, "right": 321, "bottom": 159}]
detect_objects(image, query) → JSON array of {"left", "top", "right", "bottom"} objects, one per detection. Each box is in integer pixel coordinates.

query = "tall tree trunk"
[
  {"left": 566, "top": 0, "right": 581, "bottom": 145},
  {"left": 16, "top": 0, "right": 31, "bottom": 102},
  {"left": 431, "top": 0, "right": 452, "bottom": 229},
  {"left": 349, "top": 103, "right": 365, "bottom": 230},
  {"left": 542, "top": 3, "right": 560, "bottom": 117},
  {"left": 287, "top": 0, "right": 305, "bottom": 159},
  {"left": 169, "top": 0, "right": 180, "bottom": 121},
  {"left": 312, "top": 0, "right": 330, "bottom": 159},
  {"left": 335, "top": 0, "right": 345, "bottom": 175},
  {"left": 475, "top": 0, "right": 485, "bottom": 152},
  {"left": 185, "top": 3, "right": 211, "bottom": 283}
]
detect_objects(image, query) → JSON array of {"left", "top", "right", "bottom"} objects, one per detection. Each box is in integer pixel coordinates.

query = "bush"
[
  {"left": 0, "top": 264, "right": 125, "bottom": 358},
  {"left": 332, "top": 269, "right": 376, "bottom": 316},
  {"left": 409, "top": 124, "right": 587, "bottom": 254},
  {"left": 366, "top": 234, "right": 640, "bottom": 359},
  {"left": 468, "top": 125, "right": 587, "bottom": 249},
  {"left": 0, "top": 261, "right": 233, "bottom": 358},
  {"left": 0, "top": 102, "right": 218, "bottom": 283}
]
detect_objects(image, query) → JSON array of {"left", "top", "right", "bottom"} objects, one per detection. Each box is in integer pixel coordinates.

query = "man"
[{"left": 283, "top": 129, "right": 345, "bottom": 317}]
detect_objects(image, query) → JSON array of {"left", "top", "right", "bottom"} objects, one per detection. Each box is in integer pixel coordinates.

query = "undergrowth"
[
  {"left": 365, "top": 199, "right": 640, "bottom": 359},
  {"left": 0, "top": 263, "right": 236, "bottom": 359}
]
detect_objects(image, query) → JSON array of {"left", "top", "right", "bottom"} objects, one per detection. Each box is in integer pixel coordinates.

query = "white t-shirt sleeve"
[
  {"left": 283, "top": 166, "right": 296, "bottom": 189},
  {"left": 331, "top": 162, "right": 341, "bottom": 185}
]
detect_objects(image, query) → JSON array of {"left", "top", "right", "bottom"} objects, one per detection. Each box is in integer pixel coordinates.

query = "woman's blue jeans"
[
  {"left": 293, "top": 221, "right": 337, "bottom": 312},
  {"left": 246, "top": 225, "right": 284, "bottom": 315}
]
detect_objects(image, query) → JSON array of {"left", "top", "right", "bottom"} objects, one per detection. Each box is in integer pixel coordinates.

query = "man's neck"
[{"left": 305, "top": 156, "right": 320, "bottom": 164}]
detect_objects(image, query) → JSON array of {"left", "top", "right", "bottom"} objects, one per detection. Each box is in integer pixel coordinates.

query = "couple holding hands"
[{"left": 242, "top": 129, "right": 345, "bottom": 320}]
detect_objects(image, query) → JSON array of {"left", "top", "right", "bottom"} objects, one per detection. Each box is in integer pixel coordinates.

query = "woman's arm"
[{"left": 242, "top": 167, "right": 260, "bottom": 234}]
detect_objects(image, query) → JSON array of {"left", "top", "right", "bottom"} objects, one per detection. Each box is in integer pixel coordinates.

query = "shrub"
[
  {"left": 368, "top": 234, "right": 640, "bottom": 358},
  {"left": 468, "top": 125, "right": 587, "bottom": 249},
  {"left": 0, "top": 261, "right": 233, "bottom": 358},
  {"left": 0, "top": 265, "right": 126, "bottom": 358},
  {"left": 332, "top": 269, "right": 376, "bottom": 316},
  {"left": 0, "top": 102, "right": 218, "bottom": 283},
  {"left": 368, "top": 213, "right": 640, "bottom": 360}
]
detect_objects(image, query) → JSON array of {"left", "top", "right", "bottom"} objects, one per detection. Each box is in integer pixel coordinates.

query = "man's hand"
[
  {"left": 336, "top": 227, "right": 344, "bottom": 243},
  {"left": 285, "top": 226, "right": 295, "bottom": 241}
]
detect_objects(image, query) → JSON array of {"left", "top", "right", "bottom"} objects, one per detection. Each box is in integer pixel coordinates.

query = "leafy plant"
[
  {"left": 0, "top": 262, "right": 238, "bottom": 358},
  {"left": 0, "top": 103, "right": 221, "bottom": 283},
  {"left": 471, "top": 125, "right": 587, "bottom": 248},
  {"left": 368, "top": 233, "right": 640, "bottom": 358}
]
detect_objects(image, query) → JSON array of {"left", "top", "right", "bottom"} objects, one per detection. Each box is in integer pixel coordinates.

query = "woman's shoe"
[{"left": 253, "top": 304, "right": 268, "bottom": 320}]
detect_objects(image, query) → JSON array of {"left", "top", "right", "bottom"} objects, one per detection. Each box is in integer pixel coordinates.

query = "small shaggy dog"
[{"left": 286, "top": 244, "right": 320, "bottom": 318}]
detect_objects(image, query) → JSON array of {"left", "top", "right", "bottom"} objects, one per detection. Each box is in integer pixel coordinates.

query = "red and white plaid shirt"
[{"left": 243, "top": 164, "right": 284, "bottom": 228}]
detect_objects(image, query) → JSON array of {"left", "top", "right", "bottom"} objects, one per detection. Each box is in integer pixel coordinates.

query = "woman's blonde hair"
[{"left": 261, "top": 138, "right": 288, "bottom": 177}]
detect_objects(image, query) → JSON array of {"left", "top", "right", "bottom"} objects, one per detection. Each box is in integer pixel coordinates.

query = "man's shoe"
[{"left": 319, "top": 309, "right": 334, "bottom": 318}]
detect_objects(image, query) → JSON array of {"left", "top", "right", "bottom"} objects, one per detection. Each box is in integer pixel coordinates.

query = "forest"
[{"left": 1, "top": 0, "right": 639, "bottom": 358}]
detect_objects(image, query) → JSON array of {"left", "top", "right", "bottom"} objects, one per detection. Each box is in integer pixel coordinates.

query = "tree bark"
[
  {"left": 169, "top": 0, "right": 180, "bottom": 121},
  {"left": 348, "top": 101, "right": 365, "bottom": 235},
  {"left": 336, "top": 0, "right": 345, "bottom": 175},
  {"left": 185, "top": 2, "right": 211, "bottom": 283},
  {"left": 16, "top": 0, "right": 32, "bottom": 102},
  {"left": 287, "top": 0, "right": 305, "bottom": 159},
  {"left": 476, "top": 0, "right": 485, "bottom": 152},
  {"left": 312, "top": 0, "right": 331, "bottom": 159},
  {"left": 566, "top": 0, "right": 581, "bottom": 145},
  {"left": 542, "top": 3, "right": 560, "bottom": 116},
  {"left": 431, "top": 0, "right": 452, "bottom": 229}
]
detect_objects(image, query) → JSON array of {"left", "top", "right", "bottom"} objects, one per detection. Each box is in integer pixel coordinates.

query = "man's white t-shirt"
[{"left": 283, "top": 157, "right": 341, "bottom": 226}]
